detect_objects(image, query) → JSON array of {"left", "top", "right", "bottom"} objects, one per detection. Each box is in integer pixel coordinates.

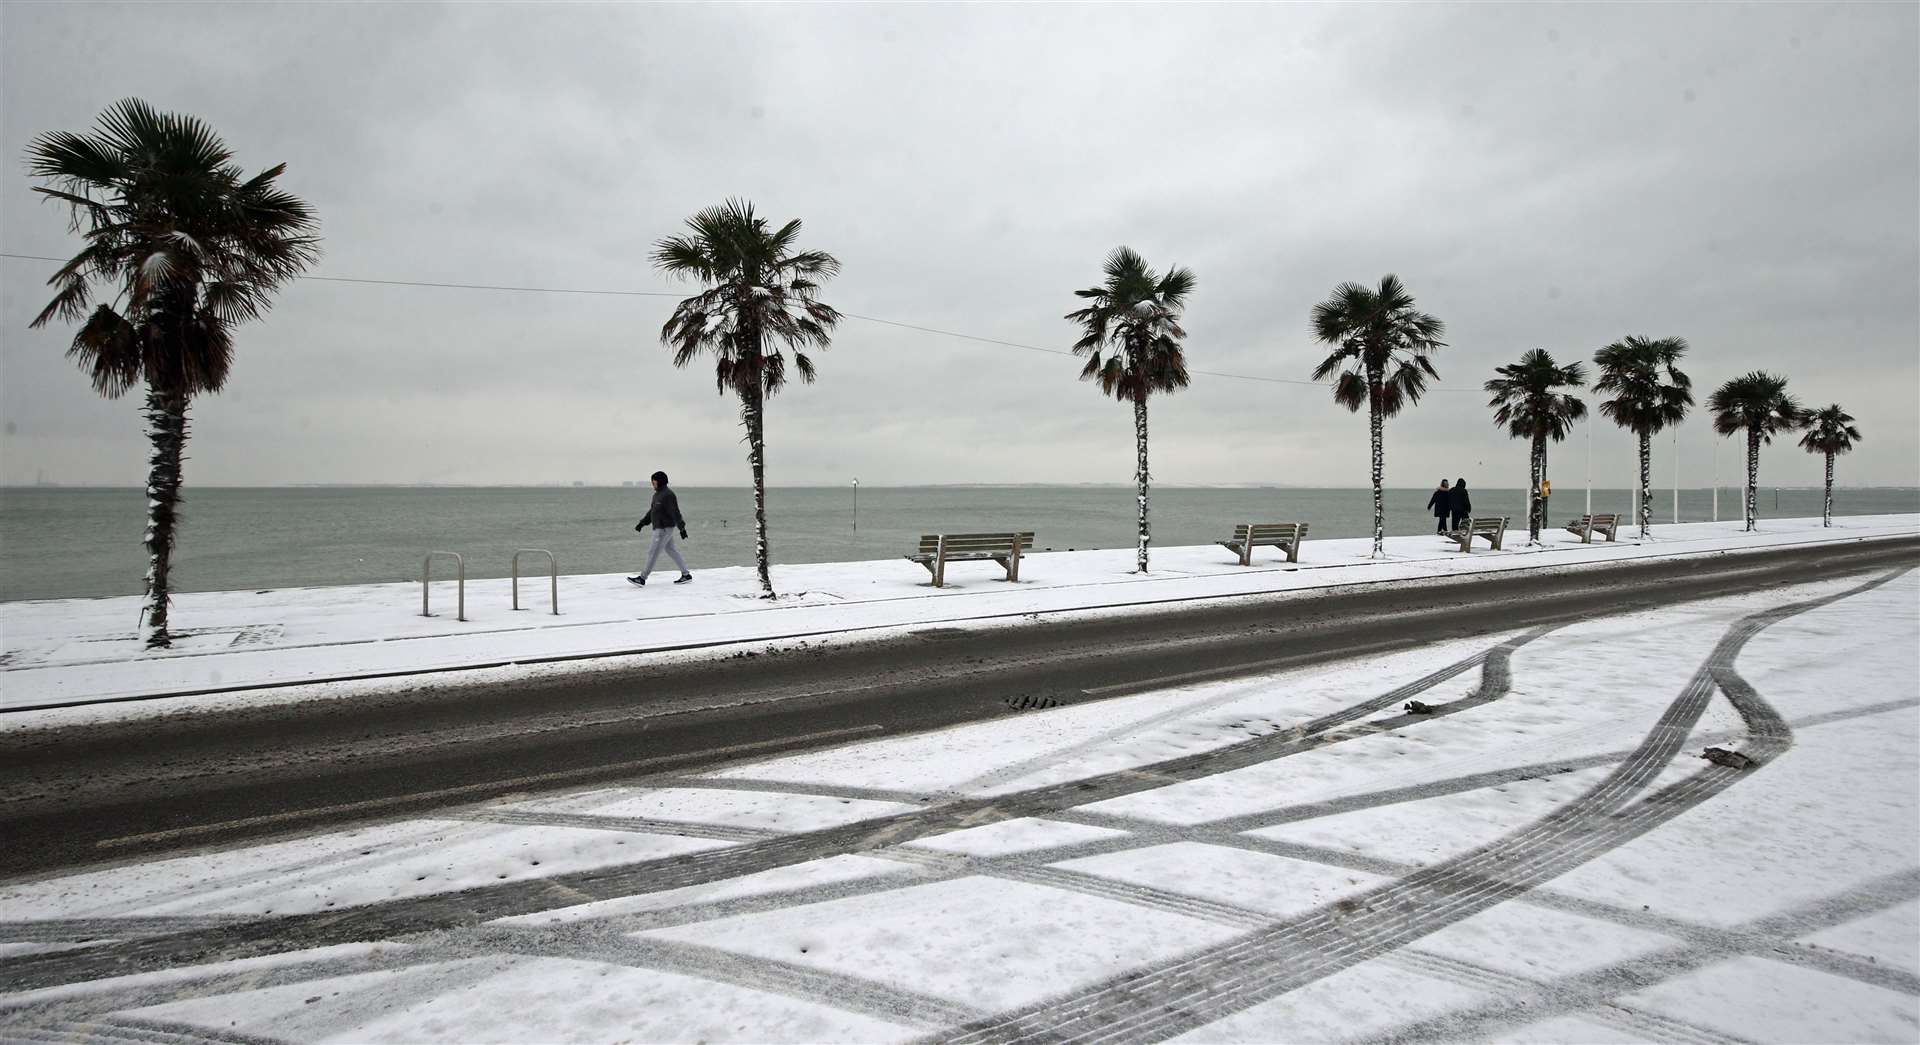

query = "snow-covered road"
[{"left": 2, "top": 568, "right": 1915, "bottom": 1043}]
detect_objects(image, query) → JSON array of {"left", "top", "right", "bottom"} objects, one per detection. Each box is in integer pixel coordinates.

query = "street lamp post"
[
  {"left": 1584, "top": 405, "right": 1592, "bottom": 518},
  {"left": 1712, "top": 438, "right": 1719, "bottom": 522},
  {"left": 852, "top": 477, "right": 859, "bottom": 533},
  {"left": 1672, "top": 425, "right": 1680, "bottom": 525}
]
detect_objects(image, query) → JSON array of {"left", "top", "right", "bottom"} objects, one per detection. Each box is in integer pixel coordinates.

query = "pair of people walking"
[
  {"left": 1427, "top": 478, "right": 1472, "bottom": 534},
  {"left": 629, "top": 471, "right": 692, "bottom": 586}
]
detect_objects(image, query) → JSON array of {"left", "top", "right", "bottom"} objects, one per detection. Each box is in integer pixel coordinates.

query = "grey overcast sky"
[{"left": 1, "top": 2, "right": 1915, "bottom": 489}]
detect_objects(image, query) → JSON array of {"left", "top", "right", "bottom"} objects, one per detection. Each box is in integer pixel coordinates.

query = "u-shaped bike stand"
[
  {"left": 422, "top": 550, "right": 465, "bottom": 620},
  {"left": 512, "top": 549, "right": 558, "bottom": 615}
]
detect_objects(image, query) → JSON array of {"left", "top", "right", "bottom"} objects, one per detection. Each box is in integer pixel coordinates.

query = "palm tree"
[
  {"left": 1065, "top": 248, "right": 1195, "bottom": 574},
  {"left": 1593, "top": 335, "right": 1693, "bottom": 538},
  {"left": 1485, "top": 350, "right": 1588, "bottom": 545},
  {"left": 25, "top": 99, "right": 319, "bottom": 648},
  {"left": 1798, "top": 404, "right": 1862, "bottom": 527},
  {"left": 1707, "top": 371, "right": 1806, "bottom": 532},
  {"left": 1310, "top": 274, "right": 1446, "bottom": 558},
  {"left": 654, "top": 199, "right": 839, "bottom": 598}
]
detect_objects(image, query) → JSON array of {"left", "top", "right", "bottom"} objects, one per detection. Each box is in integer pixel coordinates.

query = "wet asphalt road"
[{"left": 1, "top": 536, "right": 1913, "bottom": 880}]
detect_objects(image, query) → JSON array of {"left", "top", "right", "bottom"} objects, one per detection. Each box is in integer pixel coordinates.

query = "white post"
[
  {"left": 852, "top": 477, "right": 859, "bottom": 533},
  {"left": 1712, "top": 438, "right": 1719, "bottom": 522},
  {"left": 1672, "top": 426, "right": 1680, "bottom": 524},
  {"left": 1584, "top": 408, "right": 1592, "bottom": 517}
]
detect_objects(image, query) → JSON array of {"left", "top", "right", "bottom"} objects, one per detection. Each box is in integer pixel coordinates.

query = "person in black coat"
[
  {"left": 1426, "top": 480, "right": 1452, "bottom": 533},
  {"left": 1448, "top": 477, "right": 1472, "bottom": 531},
  {"left": 628, "top": 471, "right": 691, "bottom": 586}
]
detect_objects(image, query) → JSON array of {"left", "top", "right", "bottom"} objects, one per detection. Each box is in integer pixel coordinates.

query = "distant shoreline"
[{"left": 5, "top": 483, "right": 1915, "bottom": 492}]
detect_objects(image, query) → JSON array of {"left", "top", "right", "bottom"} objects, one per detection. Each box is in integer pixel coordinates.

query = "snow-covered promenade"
[
  {"left": 1, "top": 563, "right": 1915, "bottom": 1042},
  {"left": 1, "top": 514, "right": 1915, "bottom": 716}
]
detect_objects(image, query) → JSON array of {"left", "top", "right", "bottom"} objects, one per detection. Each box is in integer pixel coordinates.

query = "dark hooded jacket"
[
  {"left": 1426, "top": 486, "right": 1451, "bottom": 518},
  {"left": 636, "top": 471, "right": 686, "bottom": 533},
  {"left": 1447, "top": 481, "right": 1472, "bottom": 518}
]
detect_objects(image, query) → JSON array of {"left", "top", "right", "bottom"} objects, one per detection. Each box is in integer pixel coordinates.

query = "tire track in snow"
[
  {"left": 0, "top": 633, "right": 1540, "bottom": 994},
  {"left": 445, "top": 807, "right": 776, "bottom": 844},
  {"left": 1364, "top": 866, "right": 1920, "bottom": 1044},
  {"left": 936, "top": 567, "right": 1909, "bottom": 1045},
  {"left": 1379, "top": 950, "right": 1746, "bottom": 1045},
  {"left": 464, "top": 925, "right": 986, "bottom": 1029}
]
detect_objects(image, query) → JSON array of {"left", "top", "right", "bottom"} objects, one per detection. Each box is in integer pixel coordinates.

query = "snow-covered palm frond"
[
  {"left": 1065, "top": 246, "right": 1195, "bottom": 404},
  {"left": 1485, "top": 349, "right": 1588, "bottom": 442},
  {"left": 26, "top": 98, "right": 320, "bottom": 399},
  {"left": 652, "top": 199, "right": 841, "bottom": 400},
  {"left": 1310, "top": 274, "right": 1445, "bottom": 418}
]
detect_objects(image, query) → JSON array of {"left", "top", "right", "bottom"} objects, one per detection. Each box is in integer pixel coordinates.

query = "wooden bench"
[
  {"left": 1218, "top": 522, "right": 1309, "bottom": 566},
  {"left": 1564, "top": 512, "right": 1623, "bottom": 544},
  {"left": 1448, "top": 516, "right": 1508, "bottom": 552},
  {"left": 907, "top": 532, "right": 1035, "bottom": 588}
]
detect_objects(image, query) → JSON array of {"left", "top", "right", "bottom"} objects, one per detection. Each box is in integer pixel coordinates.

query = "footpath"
[{"left": 1, "top": 514, "right": 1914, "bottom": 716}]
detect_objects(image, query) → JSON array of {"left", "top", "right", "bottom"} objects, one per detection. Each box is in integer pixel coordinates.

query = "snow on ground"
[
  {"left": 3, "top": 513, "right": 1912, "bottom": 717},
  {"left": 0, "top": 819, "right": 724, "bottom": 919},
  {"left": 1051, "top": 843, "right": 1389, "bottom": 919},
  {"left": 2, "top": 568, "right": 1916, "bottom": 1043},
  {"left": 496, "top": 785, "right": 921, "bottom": 833},
  {"left": 1165, "top": 961, "right": 1494, "bottom": 1043},
  {"left": 1619, "top": 956, "right": 1920, "bottom": 1044},
  {"left": 901, "top": 817, "right": 1127, "bottom": 858},
  {"left": 639, "top": 875, "right": 1243, "bottom": 1013},
  {"left": 712, "top": 634, "right": 1498, "bottom": 799},
  {"left": 123, "top": 954, "right": 917, "bottom": 1044}
]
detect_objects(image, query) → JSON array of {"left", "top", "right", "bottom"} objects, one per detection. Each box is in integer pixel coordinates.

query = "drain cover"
[{"left": 1002, "top": 694, "right": 1064, "bottom": 711}]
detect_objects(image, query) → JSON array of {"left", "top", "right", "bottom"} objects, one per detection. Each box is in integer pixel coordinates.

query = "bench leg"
[
  {"left": 1285, "top": 539, "right": 1301, "bottom": 564},
  {"left": 1009, "top": 545, "right": 1021, "bottom": 583},
  {"left": 933, "top": 553, "right": 946, "bottom": 589}
]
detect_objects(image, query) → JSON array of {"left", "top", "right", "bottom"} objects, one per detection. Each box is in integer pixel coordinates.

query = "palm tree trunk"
[
  {"left": 1637, "top": 431, "right": 1653, "bottom": 538},
  {"left": 1744, "top": 427, "right": 1760, "bottom": 532},
  {"left": 141, "top": 384, "right": 189, "bottom": 649},
  {"left": 1367, "top": 369, "right": 1385, "bottom": 559},
  {"left": 1528, "top": 435, "right": 1545, "bottom": 544},
  {"left": 1823, "top": 452, "right": 1834, "bottom": 527},
  {"left": 1133, "top": 392, "right": 1150, "bottom": 573},
  {"left": 743, "top": 381, "right": 774, "bottom": 598}
]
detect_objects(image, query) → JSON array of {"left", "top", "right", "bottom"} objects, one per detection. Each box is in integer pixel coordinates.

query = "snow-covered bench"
[
  {"left": 1449, "top": 517, "right": 1509, "bottom": 552},
  {"left": 907, "top": 532, "right": 1034, "bottom": 588},
  {"left": 1565, "top": 512, "right": 1624, "bottom": 544},
  {"left": 1218, "top": 522, "right": 1309, "bottom": 565}
]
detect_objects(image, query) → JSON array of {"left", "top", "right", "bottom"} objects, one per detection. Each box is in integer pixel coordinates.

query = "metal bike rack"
[
  {"left": 422, "top": 551, "right": 465, "bottom": 621},
  {"left": 512, "top": 549, "right": 558, "bottom": 615}
]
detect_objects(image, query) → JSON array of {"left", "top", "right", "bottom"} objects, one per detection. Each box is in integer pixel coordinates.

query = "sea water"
[{"left": 2, "top": 485, "right": 1914, "bottom": 601}]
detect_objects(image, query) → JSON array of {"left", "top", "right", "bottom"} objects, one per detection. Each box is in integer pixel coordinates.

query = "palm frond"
[
  {"left": 27, "top": 100, "right": 319, "bottom": 397},
  {"left": 1065, "top": 248, "right": 1196, "bottom": 405}
]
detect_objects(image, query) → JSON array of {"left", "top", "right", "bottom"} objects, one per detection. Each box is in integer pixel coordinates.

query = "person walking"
[
  {"left": 629, "top": 471, "right": 691, "bottom": 586},
  {"left": 1426, "top": 479, "right": 1452, "bottom": 534},
  {"left": 1448, "top": 477, "right": 1472, "bottom": 531}
]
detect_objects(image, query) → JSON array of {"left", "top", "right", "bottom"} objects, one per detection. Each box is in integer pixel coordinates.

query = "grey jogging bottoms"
[{"left": 643, "top": 527, "right": 688, "bottom": 579}]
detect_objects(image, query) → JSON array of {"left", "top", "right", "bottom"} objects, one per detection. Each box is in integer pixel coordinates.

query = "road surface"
[{"left": 1, "top": 536, "right": 1913, "bottom": 879}]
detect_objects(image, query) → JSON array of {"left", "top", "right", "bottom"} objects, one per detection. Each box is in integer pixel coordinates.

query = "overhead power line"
[{"left": 0, "top": 250, "right": 1474, "bottom": 392}]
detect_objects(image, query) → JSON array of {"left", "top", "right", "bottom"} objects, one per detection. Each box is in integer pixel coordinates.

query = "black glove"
[
  {"left": 678, "top": 527, "right": 689, "bottom": 541},
  {"left": 635, "top": 522, "right": 645, "bottom": 533}
]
